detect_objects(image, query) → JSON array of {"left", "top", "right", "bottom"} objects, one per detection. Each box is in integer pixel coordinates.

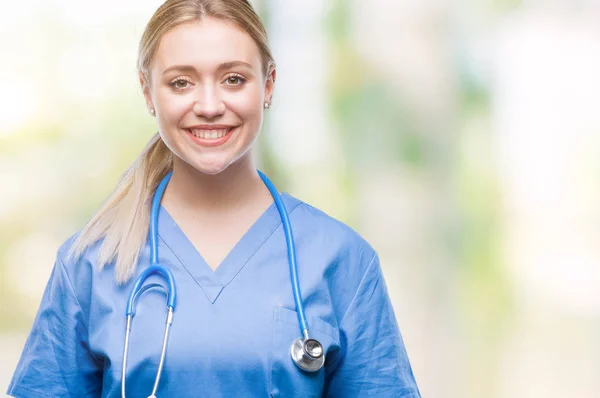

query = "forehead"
[{"left": 152, "top": 17, "right": 262, "bottom": 73}]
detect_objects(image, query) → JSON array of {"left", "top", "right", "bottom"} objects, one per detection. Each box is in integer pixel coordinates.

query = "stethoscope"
[{"left": 121, "top": 170, "right": 324, "bottom": 398}]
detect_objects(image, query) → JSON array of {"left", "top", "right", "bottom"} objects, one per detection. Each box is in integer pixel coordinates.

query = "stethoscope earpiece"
[{"left": 290, "top": 337, "right": 325, "bottom": 372}]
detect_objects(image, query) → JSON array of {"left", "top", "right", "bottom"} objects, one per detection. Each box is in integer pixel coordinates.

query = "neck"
[{"left": 162, "top": 155, "right": 267, "bottom": 215}]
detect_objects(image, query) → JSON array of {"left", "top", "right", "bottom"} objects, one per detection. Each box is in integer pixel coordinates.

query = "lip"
[
  {"left": 186, "top": 124, "right": 236, "bottom": 129},
  {"left": 185, "top": 125, "right": 238, "bottom": 147}
]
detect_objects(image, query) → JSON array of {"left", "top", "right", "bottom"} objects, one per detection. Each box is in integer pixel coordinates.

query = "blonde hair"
[{"left": 68, "top": 0, "right": 275, "bottom": 283}]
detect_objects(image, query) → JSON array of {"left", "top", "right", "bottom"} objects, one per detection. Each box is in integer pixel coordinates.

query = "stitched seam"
[
  {"left": 158, "top": 234, "right": 214, "bottom": 300},
  {"left": 156, "top": 207, "right": 221, "bottom": 300},
  {"left": 269, "top": 308, "right": 278, "bottom": 397},
  {"left": 7, "top": 385, "right": 57, "bottom": 398},
  {"left": 57, "top": 256, "right": 89, "bottom": 331},
  {"left": 338, "top": 251, "right": 378, "bottom": 327},
  {"left": 277, "top": 318, "right": 339, "bottom": 342},
  {"left": 10, "top": 316, "right": 36, "bottom": 391},
  {"left": 7, "top": 384, "right": 101, "bottom": 398},
  {"left": 221, "top": 200, "right": 303, "bottom": 288},
  {"left": 56, "top": 255, "right": 103, "bottom": 367},
  {"left": 156, "top": 198, "right": 303, "bottom": 297}
]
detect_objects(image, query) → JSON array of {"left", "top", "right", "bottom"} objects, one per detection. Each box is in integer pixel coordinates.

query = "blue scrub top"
[{"left": 7, "top": 193, "right": 421, "bottom": 397}]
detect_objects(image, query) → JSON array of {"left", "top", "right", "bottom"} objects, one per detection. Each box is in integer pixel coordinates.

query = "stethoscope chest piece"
[{"left": 290, "top": 338, "right": 325, "bottom": 372}]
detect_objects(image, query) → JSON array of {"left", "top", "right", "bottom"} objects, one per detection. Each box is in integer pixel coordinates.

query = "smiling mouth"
[
  {"left": 184, "top": 126, "right": 237, "bottom": 147},
  {"left": 187, "top": 127, "right": 232, "bottom": 140}
]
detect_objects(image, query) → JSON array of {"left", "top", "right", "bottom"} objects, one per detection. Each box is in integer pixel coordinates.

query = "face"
[{"left": 140, "top": 17, "right": 275, "bottom": 175}]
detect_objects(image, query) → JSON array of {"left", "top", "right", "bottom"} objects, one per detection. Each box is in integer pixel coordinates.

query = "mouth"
[{"left": 185, "top": 125, "right": 238, "bottom": 147}]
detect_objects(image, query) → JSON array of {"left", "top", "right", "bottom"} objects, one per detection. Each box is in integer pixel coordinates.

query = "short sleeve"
[
  {"left": 324, "top": 254, "right": 421, "bottom": 397},
  {"left": 6, "top": 254, "right": 102, "bottom": 397}
]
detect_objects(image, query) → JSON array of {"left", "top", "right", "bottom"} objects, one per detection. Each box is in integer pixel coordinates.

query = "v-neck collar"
[{"left": 157, "top": 193, "right": 302, "bottom": 303}]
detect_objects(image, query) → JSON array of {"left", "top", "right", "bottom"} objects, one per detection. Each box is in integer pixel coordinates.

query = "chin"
[{"left": 188, "top": 158, "right": 232, "bottom": 176}]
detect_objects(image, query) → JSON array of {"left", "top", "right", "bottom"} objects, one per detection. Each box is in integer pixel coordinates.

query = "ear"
[
  {"left": 139, "top": 72, "right": 154, "bottom": 110},
  {"left": 264, "top": 66, "right": 276, "bottom": 103}
]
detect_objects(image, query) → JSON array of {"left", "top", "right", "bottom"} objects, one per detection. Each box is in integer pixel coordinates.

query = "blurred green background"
[{"left": 1, "top": 1, "right": 600, "bottom": 397}]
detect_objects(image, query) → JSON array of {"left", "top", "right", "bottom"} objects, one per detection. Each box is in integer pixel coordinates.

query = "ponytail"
[
  {"left": 68, "top": 133, "right": 173, "bottom": 284},
  {"left": 69, "top": 0, "right": 276, "bottom": 283}
]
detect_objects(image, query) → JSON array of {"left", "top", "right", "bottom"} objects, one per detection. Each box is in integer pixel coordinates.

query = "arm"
[
  {"left": 324, "top": 254, "right": 421, "bottom": 397},
  {"left": 7, "top": 254, "right": 103, "bottom": 397}
]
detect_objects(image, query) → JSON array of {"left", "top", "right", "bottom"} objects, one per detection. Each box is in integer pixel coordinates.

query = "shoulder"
[
  {"left": 285, "top": 193, "right": 378, "bottom": 269},
  {"left": 56, "top": 231, "right": 81, "bottom": 261},
  {"left": 48, "top": 231, "right": 112, "bottom": 321},
  {"left": 56, "top": 231, "right": 101, "bottom": 264},
  {"left": 54, "top": 230, "right": 107, "bottom": 285},
  {"left": 285, "top": 194, "right": 383, "bottom": 324}
]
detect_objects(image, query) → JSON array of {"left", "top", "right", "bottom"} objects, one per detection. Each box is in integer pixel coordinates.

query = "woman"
[{"left": 7, "top": 0, "right": 421, "bottom": 397}]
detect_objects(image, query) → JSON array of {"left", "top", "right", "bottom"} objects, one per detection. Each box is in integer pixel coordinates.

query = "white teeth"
[{"left": 189, "top": 128, "right": 231, "bottom": 139}]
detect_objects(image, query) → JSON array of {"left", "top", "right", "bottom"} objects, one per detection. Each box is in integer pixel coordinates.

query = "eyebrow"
[{"left": 162, "top": 61, "right": 254, "bottom": 75}]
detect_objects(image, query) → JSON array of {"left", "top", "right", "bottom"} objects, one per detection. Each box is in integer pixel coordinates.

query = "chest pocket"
[{"left": 270, "top": 307, "right": 340, "bottom": 398}]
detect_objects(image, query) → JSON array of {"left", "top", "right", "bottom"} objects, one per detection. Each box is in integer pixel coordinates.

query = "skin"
[{"left": 139, "top": 17, "right": 277, "bottom": 269}]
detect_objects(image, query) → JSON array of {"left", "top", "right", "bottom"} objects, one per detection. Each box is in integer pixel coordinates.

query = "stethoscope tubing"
[
  {"left": 151, "top": 172, "right": 173, "bottom": 265},
  {"left": 257, "top": 170, "right": 309, "bottom": 334}
]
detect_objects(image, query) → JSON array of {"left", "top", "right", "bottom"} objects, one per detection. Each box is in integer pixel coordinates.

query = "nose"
[{"left": 192, "top": 84, "right": 226, "bottom": 119}]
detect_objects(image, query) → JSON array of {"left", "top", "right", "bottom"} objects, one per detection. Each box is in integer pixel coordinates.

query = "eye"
[
  {"left": 223, "top": 74, "right": 247, "bottom": 87},
  {"left": 168, "top": 77, "right": 192, "bottom": 90}
]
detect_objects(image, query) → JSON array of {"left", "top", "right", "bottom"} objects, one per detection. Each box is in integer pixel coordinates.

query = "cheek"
[
  {"left": 157, "top": 94, "right": 190, "bottom": 123},
  {"left": 227, "top": 88, "right": 264, "bottom": 125},
  {"left": 154, "top": 97, "right": 189, "bottom": 151},
  {"left": 155, "top": 97, "right": 191, "bottom": 150}
]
